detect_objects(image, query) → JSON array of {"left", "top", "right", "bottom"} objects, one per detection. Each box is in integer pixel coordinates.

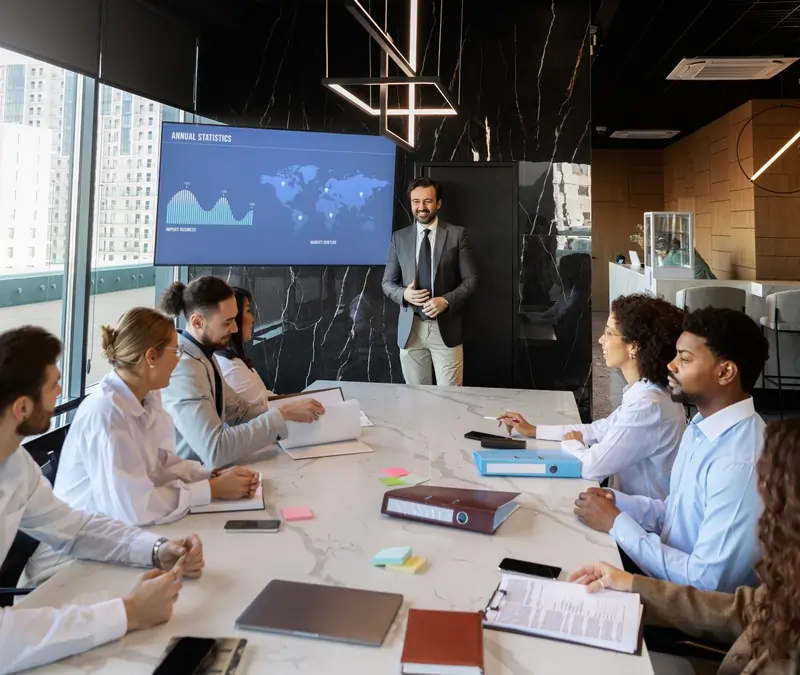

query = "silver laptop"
[{"left": 235, "top": 579, "right": 403, "bottom": 647}]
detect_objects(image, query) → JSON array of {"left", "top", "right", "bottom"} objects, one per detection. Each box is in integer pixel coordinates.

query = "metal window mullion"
[{"left": 62, "top": 77, "right": 99, "bottom": 401}]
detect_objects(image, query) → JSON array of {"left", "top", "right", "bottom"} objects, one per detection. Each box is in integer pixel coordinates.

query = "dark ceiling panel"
[{"left": 592, "top": 0, "right": 800, "bottom": 148}]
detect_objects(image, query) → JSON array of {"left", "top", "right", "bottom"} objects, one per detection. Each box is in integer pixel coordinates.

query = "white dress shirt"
[
  {"left": 415, "top": 218, "right": 438, "bottom": 296},
  {"left": 26, "top": 371, "right": 212, "bottom": 583},
  {"left": 537, "top": 379, "right": 685, "bottom": 499},
  {"left": 610, "top": 397, "right": 764, "bottom": 592},
  {"left": 1, "top": 446, "right": 159, "bottom": 675},
  {"left": 216, "top": 354, "right": 274, "bottom": 414}
]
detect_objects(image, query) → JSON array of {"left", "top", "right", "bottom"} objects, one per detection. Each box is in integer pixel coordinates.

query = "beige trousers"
[{"left": 400, "top": 315, "right": 463, "bottom": 386}]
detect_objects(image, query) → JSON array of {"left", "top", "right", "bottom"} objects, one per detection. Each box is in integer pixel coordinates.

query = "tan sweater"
[{"left": 634, "top": 576, "right": 798, "bottom": 674}]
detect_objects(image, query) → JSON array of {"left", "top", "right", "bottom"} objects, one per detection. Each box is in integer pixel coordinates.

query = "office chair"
[{"left": 644, "top": 626, "right": 728, "bottom": 664}]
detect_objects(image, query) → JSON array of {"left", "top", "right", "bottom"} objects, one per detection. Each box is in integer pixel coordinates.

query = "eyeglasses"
[
  {"left": 162, "top": 345, "right": 184, "bottom": 356},
  {"left": 603, "top": 327, "right": 622, "bottom": 338}
]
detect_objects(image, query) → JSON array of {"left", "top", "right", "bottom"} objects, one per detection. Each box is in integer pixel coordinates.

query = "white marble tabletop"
[{"left": 20, "top": 381, "right": 653, "bottom": 675}]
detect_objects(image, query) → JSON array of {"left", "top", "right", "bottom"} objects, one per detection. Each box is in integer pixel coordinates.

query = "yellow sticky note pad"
[{"left": 386, "top": 555, "right": 427, "bottom": 574}]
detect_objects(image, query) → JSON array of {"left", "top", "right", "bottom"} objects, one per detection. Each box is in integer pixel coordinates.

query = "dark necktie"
[{"left": 415, "top": 228, "right": 432, "bottom": 320}]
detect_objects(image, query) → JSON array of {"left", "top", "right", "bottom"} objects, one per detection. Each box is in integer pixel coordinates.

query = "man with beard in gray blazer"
[
  {"left": 382, "top": 177, "right": 479, "bottom": 386},
  {"left": 159, "top": 276, "right": 323, "bottom": 468}
]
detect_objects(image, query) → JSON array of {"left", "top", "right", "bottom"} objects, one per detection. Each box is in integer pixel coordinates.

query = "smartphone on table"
[
  {"left": 224, "top": 519, "right": 281, "bottom": 533},
  {"left": 153, "top": 636, "right": 217, "bottom": 675},
  {"left": 499, "top": 557, "right": 562, "bottom": 580}
]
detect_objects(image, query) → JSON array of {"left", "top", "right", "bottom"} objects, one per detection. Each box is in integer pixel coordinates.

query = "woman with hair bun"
[
  {"left": 24, "top": 307, "right": 258, "bottom": 583},
  {"left": 498, "top": 294, "right": 687, "bottom": 499}
]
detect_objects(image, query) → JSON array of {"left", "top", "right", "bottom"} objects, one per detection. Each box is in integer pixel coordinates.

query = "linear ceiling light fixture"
[{"left": 322, "top": 0, "right": 461, "bottom": 151}]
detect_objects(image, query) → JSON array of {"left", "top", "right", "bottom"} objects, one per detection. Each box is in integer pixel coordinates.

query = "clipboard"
[{"left": 481, "top": 576, "right": 646, "bottom": 656}]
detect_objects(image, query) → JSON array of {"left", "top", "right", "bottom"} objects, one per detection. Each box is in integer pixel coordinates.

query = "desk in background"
[{"left": 19, "top": 381, "right": 654, "bottom": 675}]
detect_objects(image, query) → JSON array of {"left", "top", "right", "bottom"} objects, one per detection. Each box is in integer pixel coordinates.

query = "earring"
[
  {"left": 629, "top": 353, "right": 635, "bottom": 360},
  {"left": 149, "top": 364, "right": 155, "bottom": 369}
]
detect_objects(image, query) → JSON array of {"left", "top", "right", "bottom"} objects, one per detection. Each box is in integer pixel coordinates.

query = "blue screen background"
[{"left": 154, "top": 123, "right": 397, "bottom": 266}]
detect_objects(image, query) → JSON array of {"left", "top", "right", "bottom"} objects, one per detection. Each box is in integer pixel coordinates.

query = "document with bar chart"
[{"left": 154, "top": 122, "right": 397, "bottom": 266}]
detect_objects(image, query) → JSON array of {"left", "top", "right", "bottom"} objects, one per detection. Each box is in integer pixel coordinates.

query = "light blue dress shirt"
[{"left": 609, "top": 396, "right": 765, "bottom": 593}]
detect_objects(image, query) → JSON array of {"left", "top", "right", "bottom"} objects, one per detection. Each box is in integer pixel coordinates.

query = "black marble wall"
[{"left": 193, "top": 0, "right": 593, "bottom": 417}]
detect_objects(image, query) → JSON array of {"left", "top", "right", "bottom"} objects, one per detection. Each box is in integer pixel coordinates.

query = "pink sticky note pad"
[
  {"left": 281, "top": 507, "right": 314, "bottom": 522},
  {"left": 382, "top": 467, "right": 409, "bottom": 478}
]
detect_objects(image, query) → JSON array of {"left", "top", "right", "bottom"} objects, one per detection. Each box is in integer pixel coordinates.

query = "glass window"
[
  {"left": 86, "top": 84, "right": 181, "bottom": 386},
  {"left": 0, "top": 47, "right": 80, "bottom": 391}
]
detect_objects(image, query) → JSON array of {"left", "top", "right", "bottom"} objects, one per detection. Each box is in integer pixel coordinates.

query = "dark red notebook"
[{"left": 401, "top": 609, "right": 484, "bottom": 675}]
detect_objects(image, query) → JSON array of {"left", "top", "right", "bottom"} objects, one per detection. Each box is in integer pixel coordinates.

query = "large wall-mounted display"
[{"left": 154, "top": 123, "right": 396, "bottom": 266}]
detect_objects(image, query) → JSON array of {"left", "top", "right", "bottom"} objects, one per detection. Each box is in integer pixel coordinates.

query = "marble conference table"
[{"left": 22, "top": 381, "right": 653, "bottom": 675}]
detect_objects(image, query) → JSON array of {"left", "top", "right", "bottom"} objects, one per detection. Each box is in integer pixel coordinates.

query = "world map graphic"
[{"left": 260, "top": 164, "right": 390, "bottom": 232}]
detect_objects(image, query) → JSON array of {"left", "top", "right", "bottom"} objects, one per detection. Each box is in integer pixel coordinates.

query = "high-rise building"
[
  {"left": 0, "top": 48, "right": 180, "bottom": 269},
  {"left": 0, "top": 122, "right": 51, "bottom": 269},
  {"left": 95, "top": 88, "right": 179, "bottom": 265}
]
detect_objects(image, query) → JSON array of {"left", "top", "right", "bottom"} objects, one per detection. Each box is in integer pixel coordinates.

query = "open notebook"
[
  {"left": 483, "top": 573, "right": 644, "bottom": 655},
  {"left": 190, "top": 473, "right": 265, "bottom": 514}
]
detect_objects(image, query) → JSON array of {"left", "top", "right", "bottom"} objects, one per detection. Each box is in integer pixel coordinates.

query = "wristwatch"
[{"left": 152, "top": 537, "right": 168, "bottom": 569}]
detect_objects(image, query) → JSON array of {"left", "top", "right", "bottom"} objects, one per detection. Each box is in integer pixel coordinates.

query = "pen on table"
[{"left": 484, "top": 415, "right": 520, "bottom": 423}]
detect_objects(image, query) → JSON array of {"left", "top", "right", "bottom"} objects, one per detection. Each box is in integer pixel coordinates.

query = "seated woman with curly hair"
[
  {"left": 571, "top": 418, "right": 800, "bottom": 674},
  {"left": 498, "top": 294, "right": 686, "bottom": 499}
]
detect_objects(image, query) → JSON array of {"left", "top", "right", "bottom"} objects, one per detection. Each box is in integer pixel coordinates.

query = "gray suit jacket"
[
  {"left": 161, "top": 332, "right": 288, "bottom": 468},
  {"left": 381, "top": 220, "right": 479, "bottom": 348}
]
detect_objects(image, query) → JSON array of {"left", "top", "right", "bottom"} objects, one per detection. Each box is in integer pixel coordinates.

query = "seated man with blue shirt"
[{"left": 573, "top": 307, "right": 769, "bottom": 593}]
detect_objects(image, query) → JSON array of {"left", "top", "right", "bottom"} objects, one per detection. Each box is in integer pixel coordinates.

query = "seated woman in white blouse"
[
  {"left": 498, "top": 294, "right": 687, "bottom": 500},
  {"left": 216, "top": 286, "right": 274, "bottom": 412},
  {"left": 25, "top": 307, "right": 258, "bottom": 583}
]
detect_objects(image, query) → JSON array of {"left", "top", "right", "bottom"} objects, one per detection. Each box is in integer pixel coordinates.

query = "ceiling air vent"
[
  {"left": 609, "top": 130, "right": 680, "bottom": 140},
  {"left": 667, "top": 57, "right": 798, "bottom": 81}
]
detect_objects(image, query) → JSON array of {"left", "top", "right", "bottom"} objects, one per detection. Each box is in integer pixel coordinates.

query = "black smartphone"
[
  {"left": 224, "top": 519, "right": 281, "bottom": 533},
  {"left": 499, "top": 557, "right": 562, "bottom": 579},
  {"left": 153, "top": 637, "right": 217, "bottom": 675},
  {"left": 481, "top": 438, "right": 526, "bottom": 449},
  {"left": 465, "top": 430, "right": 507, "bottom": 441}
]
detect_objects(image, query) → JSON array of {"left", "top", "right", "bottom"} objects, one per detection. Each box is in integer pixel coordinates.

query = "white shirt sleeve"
[
  {"left": 79, "top": 425, "right": 212, "bottom": 526},
  {"left": 536, "top": 418, "right": 605, "bottom": 445},
  {"left": 0, "top": 599, "right": 128, "bottom": 675},
  {"left": 18, "top": 450, "right": 160, "bottom": 564},
  {"left": 0, "top": 451, "right": 158, "bottom": 674},
  {"left": 557, "top": 399, "right": 662, "bottom": 482},
  {"left": 217, "top": 356, "right": 273, "bottom": 414}
]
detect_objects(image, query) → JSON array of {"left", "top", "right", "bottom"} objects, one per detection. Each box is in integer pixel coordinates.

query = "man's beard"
[
  {"left": 199, "top": 329, "right": 230, "bottom": 352},
  {"left": 415, "top": 208, "right": 436, "bottom": 225},
  {"left": 668, "top": 377, "right": 694, "bottom": 405},
  {"left": 16, "top": 403, "right": 52, "bottom": 436}
]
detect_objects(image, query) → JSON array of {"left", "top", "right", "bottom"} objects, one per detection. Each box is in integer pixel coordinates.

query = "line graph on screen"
[{"left": 165, "top": 186, "right": 254, "bottom": 226}]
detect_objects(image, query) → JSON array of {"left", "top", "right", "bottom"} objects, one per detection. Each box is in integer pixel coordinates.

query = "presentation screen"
[{"left": 154, "top": 123, "right": 397, "bottom": 266}]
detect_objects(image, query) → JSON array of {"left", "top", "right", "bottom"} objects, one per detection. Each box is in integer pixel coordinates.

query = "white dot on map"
[
  {"left": 324, "top": 188, "right": 329, "bottom": 193},
  {"left": 281, "top": 181, "right": 286, "bottom": 187},
  {"left": 298, "top": 215, "right": 303, "bottom": 221},
  {"left": 329, "top": 212, "right": 333, "bottom": 218},
  {"left": 359, "top": 192, "right": 364, "bottom": 197}
]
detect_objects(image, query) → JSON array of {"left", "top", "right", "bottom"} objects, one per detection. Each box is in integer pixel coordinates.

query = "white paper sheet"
[
  {"left": 483, "top": 573, "right": 643, "bottom": 654},
  {"left": 279, "top": 399, "right": 362, "bottom": 450},
  {"left": 190, "top": 474, "right": 265, "bottom": 514},
  {"left": 359, "top": 410, "right": 374, "bottom": 427}
]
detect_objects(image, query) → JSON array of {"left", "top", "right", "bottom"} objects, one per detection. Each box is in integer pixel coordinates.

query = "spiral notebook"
[{"left": 482, "top": 573, "right": 644, "bottom": 655}]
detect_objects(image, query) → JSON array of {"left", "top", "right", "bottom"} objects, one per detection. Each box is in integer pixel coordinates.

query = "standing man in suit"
[{"left": 382, "top": 177, "right": 479, "bottom": 386}]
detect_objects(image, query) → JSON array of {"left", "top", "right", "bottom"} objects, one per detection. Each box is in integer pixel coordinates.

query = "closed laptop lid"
[{"left": 235, "top": 579, "right": 403, "bottom": 647}]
